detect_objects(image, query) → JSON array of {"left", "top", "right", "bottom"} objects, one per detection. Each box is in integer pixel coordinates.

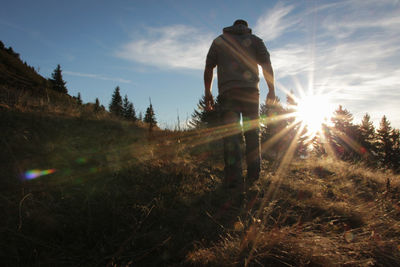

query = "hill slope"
[
  {"left": 0, "top": 41, "right": 48, "bottom": 91},
  {"left": 1, "top": 42, "right": 400, "bottom": 266},
  {"left": 1, "top": 107, "right": 400, "bottom": 266}
]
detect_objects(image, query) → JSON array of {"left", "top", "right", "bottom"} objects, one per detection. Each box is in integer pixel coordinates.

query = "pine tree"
[
  {"left": 285, "top": 91, "right": 308, "bottom": 157},
  {"left": 109, "top": 86, "right": 123, "bottom": 117},
  {"left": 120, "top": 94, "right": 137, "bottom": 121},
  {"left": 391, "top": 129, "right": 400, "bottom": 171},
  {"left": 76, "top": 92, "right": 82, "bottom": 105},
  {"left": 330, "top": 105, "right": 359, "bottom": 160},
  {"left": 122, "top": 95, "right": 130, "bottom": 119},
  {"left": 376, "top": 116, "right": 395, "bottom": 167},
  {"left": 127, "top": 102, "right": 136, "bottom": 121},
  {"left": 49, "top": 64, "right": 68, "bottom": 93},
  {"left": 144, "top": 99, "right": 157, "bottom": 130},
  {"left": 189, "top": 95, "right": 218, "bottom": 129},
  {"left": 138, "top": 112, "right": 143, "bottom": 122},
  {"left": 358, "top": 113, "right": 377, "bottom": 163},
  {"left": 260, "top": 96, "right": 289, "bottom": 161},
  {"left": 94, "top": 98, "right": 100, "bottom": 113}
]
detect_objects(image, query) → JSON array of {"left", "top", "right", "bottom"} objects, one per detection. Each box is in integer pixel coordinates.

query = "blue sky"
[{"left": 1, "top": 0, "right": 400, "bottom": 128}]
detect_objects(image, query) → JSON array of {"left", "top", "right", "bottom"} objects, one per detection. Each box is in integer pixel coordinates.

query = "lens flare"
[
  {"left": 295, "top": 94, "right": 334, "bottom": 136},
  {"left": 76, "top": 157, "right": 87, "bottom": 164},
  {"left": 24, "top": 169, "right": 56, "bottom": 180}
]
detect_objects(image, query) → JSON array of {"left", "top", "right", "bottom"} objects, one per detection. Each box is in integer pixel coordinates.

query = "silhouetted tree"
[
  {"left": 144, "top": 99, "right": 157, "bottom": 130},
  {"left": 122, "top": 95, "right": 130, "bottom": 119},
  {"left": 94, "top": 98, "right": 101, "bottom": 113},
  {"left": 376, "top": 116, "right": 395, "bottom": 168},
  {"left": 391, "top": 129, "right": 400, "bottom": 172},
  {"left": 109, "top": 86, "right": 123, "bottom": 117},
  {"left": 120, "top": 94, "right": 136, "bottom": 121},
  {"left": 312, "top": 129, "right": 327, "bottom": 157},
  {"left": 124, "top": 101, "right": 136, "bottom": 121},
  {"left": 260, "top": 97, "right": 289, "bottom": 161},
  {"left": 189, "top": 95, "right": 218, "bottom": 129},
  {"left": 358, "top": 113, "right": 377, "bottom": 163},
  {"left": 49, "top": 64, "right": 68, "bottom": 94},
  {"left": 285, "top": 90, "right": 308, "bottom": 158},
  {"left": 76, "top": 92, "right": 82, "bottom": 105},
  {"left": 330, "top": 105, "right": 359, "bottom": 160}
]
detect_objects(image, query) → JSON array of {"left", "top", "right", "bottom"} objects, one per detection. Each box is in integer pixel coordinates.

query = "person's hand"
[
  {"left": 205, "top": 94, "right": 214, "bottom": 112},
  {"left": 266, "top": 90, "right": 276, "bottom": 106}
]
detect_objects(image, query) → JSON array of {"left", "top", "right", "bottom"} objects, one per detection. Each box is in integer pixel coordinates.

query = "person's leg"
[
  {"left": 219, "top": 94, "right": 243, "bottom": 188},
  {"left": 241, "top": 90, "right": 261, "bottom": 185}
]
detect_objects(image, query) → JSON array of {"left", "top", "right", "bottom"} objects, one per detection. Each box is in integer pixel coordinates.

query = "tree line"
[
  {"left": 190, "top": 93, "right": 400, "bottom": 172},
  {"left": 48, "top": 64, "right": 157, "bottom": 128}
]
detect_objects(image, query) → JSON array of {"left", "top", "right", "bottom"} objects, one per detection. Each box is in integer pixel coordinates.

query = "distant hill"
[
  {"left": 0, "top": 40, "right": 106, "bottom": 117},
  {"left": 0, "top": 40, "right": 48, "bottom": 91}
]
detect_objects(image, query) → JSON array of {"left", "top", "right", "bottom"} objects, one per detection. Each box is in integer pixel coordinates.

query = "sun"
[{"left": 295, "top": 94, "right": 333, "bottom": 135}]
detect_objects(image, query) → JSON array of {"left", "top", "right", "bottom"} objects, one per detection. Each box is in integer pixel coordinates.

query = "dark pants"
[{"left": 218, "top": 88, "right": 261, "bottom": 187}]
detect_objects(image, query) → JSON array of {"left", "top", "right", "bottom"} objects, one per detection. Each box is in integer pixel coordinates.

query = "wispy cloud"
[
  {"left": 64, "top": 71, "right": 132, "bottom": 84},
  {"left": 254, "top": 2, "right": 299, "bottom": 42},
  {"left": 113, "top": 1, "right": 400, "bottom": 127},
  {"left": 255, "top": 1, "right": 400, "bottom": 127},
  {"left": 115, "top": 25, "right": 213, "bottom": 70}
]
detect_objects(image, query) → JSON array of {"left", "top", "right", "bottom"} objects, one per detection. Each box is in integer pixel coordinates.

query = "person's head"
[{"left": 233, "top": 19, "right": 248, "bottom": 27}]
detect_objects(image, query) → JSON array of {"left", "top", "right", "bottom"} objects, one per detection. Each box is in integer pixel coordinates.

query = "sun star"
[{"left": 295, "top": 94, "right": 333, "bottom": 136}]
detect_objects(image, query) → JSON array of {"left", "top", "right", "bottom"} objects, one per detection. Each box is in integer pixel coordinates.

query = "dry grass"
[
  {"left": 187, "top": 158, "right": 400, "bottom": 266},
  {"left": 1, "top": 105, "right": 400, "bottom": 266}
]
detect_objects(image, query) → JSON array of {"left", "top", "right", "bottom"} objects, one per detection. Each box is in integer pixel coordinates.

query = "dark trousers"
[{"left": 218, "top": 88, "right": 261, "bottom": 187}]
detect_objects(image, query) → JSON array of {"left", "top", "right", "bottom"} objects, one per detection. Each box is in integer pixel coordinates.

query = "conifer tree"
[
  {"left": 127, "top": 102, "right": 136, "bottom": 121},
  {"left": 260, "top": 96, "right": 288, "bottom": 161},
  {"left": 330, "top": 105, "right": 359, "bottom": 160},
  {"left": 358, "top": 113, "right": 377, "bottom": 162},
  {"left": 94, "top": 98, "right": 100, "bottom": 113},
  {"left": 311, "top": 131, "right": 324, "bottom": 156},
  {"left": 377, "top": 116, "right": 395, "bottom": 167},
  {"left": 49, "top": 64, "right": 68, "bottom": 93},
  {"left": 285, "top": 91, "right": 308, "bottom": 157},
  {"left": 189, "top": 95, "right": 218, "bottom": 129},
  {"left": 391, "top": 129, "right": 400, "bottom": 171},
  {"left": 122, "top": 95, "right": 130, "bottom": 118},
  {"left": 109, "top": 86, "right": 123, "bottom": 117},
  {"left": 120, "top": 94, "right": 137, "bottom": 121},
  {"left": 138, "top": 111, "right": 143, "bottom": 122},
  {"left": 144, "top": 99, "right": 157, "bottom": 130},
  {"left": 76, "top": 92, "right": 82, "bottom": 105}
]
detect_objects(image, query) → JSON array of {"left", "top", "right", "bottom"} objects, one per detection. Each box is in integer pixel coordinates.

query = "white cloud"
[
  {"left": 258, "top": 1, "right": 400, "bottom": 127},
  {"left": 64, "top": 71, "right": 132, "bottom": 84},
  {"left": 254, "top": 2, "right": 298, "bottom": 42},
  {"left": 113, "top": 1, "right": 400, "bottom": 127},
  {"left": 115, "top": 25, "right": 214, "bottom": 70}
]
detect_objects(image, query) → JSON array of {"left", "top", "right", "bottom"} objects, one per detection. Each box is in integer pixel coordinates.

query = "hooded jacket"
[{"left": 206, "top": 24, "right": 271, "bottom": 94}]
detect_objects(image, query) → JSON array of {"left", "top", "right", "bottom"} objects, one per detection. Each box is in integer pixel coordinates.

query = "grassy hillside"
[
  {"left": 1, "top": 106, "right": 400, "bottom": 266},
  {"left": 1, "top": 42, "right": 400, "bottom": 266},
  {"left": 0, "top": 41, "right": 48, "bottom": 91}
]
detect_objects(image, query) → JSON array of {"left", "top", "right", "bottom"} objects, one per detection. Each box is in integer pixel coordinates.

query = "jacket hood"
[{"left": 223, "top": 24, "right": 252, "bottom": 35}]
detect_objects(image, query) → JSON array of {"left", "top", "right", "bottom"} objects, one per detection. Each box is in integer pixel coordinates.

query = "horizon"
[{"left": 1, "top": 0, "right": 399, "bottom": 128}]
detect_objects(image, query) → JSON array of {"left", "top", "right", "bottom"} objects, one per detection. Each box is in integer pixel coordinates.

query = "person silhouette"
[{"left": 204, "top": 19, "right": 275, "bottom": 189}]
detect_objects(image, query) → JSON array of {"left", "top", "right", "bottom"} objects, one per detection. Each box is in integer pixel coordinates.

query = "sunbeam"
[{"left": 294, "top": 93, "right": 334, "bottom": 137}]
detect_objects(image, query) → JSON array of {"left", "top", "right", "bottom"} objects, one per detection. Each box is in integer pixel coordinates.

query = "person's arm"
[
  {"left": 204, "top": 66, "right": 214, "bottom": 111},
  {"left": 261, "top": 62, "right": 275, "bottom": 104}
]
